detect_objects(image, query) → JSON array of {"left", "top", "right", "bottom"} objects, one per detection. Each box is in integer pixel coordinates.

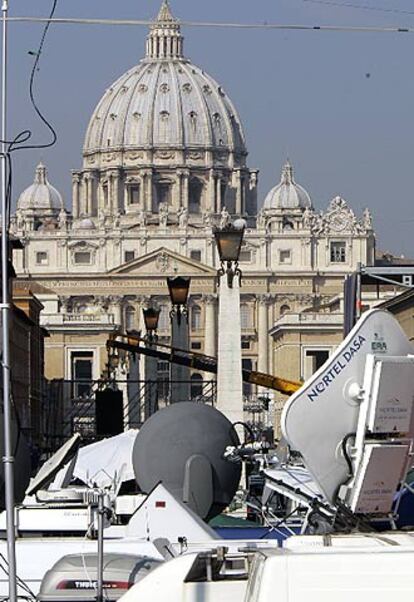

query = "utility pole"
[{"left": 1, "top": 1, "right": 17, "bottom": 601}]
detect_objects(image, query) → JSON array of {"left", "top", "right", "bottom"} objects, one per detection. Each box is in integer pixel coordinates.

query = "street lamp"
[
  {"left": 142, "top": 306, "right": 160, "bottom": 419},
  {"left": 167, "top": 276, "right": 191, "bottom": 325},
  {"left": 214, "top": 219, "right": 246, "bottom": 288},
  {"left": 167, "top": 276, "right": 191, "bottom": 403},
  {"left": 143, "top": 306, "right": 160, "bottom": 343}
]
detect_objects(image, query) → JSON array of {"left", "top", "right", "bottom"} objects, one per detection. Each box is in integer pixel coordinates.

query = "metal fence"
[{"left": 41, "top": 378, "right": 217, "bottom": 452}]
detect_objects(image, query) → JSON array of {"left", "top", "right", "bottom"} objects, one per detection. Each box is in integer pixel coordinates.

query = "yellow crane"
[{"left": 107, "top": 333, "right": 302, "bottom": 396}]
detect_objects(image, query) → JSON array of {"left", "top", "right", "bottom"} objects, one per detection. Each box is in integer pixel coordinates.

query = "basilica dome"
[
  {"left": 263, "top": 161, "right": 312, "bottom": 210},
  {"left": 17, "top": 162, "right": 63, "bottom": 213},
  {"left": 83, "top": 1, "right": 246, "bottom": 161}
]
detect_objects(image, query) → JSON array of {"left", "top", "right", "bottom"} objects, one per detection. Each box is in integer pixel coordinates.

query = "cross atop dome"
[{"left": 146, "top": 1, "right": 184, "bottom": 60}]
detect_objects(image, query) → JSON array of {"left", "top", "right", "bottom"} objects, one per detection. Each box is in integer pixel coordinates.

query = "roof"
[
  {"left": 83, "top": 2, "right": 246, "bottom": 158},
  {"left": 263, "top": 161, "right": 312, "bottom": 210},
  {"left": 17, "top": 162, "right": 63, "bottom": 213}
]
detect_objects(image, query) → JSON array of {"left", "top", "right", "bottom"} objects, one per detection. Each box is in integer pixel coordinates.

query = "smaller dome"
[
  {"left": 263, "top": 161, "right": 312, "bottom": 210},
  {"left": 77, "top": 218, "right": 96, "bottom": 230},
  {"left": 17, "top": 163, "right": 63, "bottom": 212}
]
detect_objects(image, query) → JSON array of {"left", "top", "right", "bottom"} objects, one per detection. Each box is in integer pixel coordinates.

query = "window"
[
  {"left": 189, "top": 178, "right": 203, "bottom": 214},
  {"left": 154, "top": 182, "right": 171, "bottom": 210},
  {"left": 36, "top": 251, "right": 48, "bottom": 265},
  {"left": 71, "top": 351, "right": 93, "bottom": 399},
  {"left": 190, "top": 374, "right": 203, "bottom": 399},
  {"left": 239, "top": 249, "right": 252, "bottom": 263},
  {"left": 280, "top": 304, "right": 291, "bottom": 316},
  {"left": 191, "top": 305, "right": 202, "bottom": 331},
  {"left": 240, "top": 303, "right": 252, "bottom": 329},
  {"left": 330, "top": 241, "right": 346, "bottom": 263},
  {"left": 125, "top": 306, "right": 136, "bottom": 331},
  {"left": 279, "top": 249, "right": 291, "bottom": 264},
  {"left": 74, "top": 251, "right": 91, "bottom": 265},
  {"left": 304, "top": 349, "right": 330, "bottom": 380},
  {"left": 103, "top": 184, "right": 109, "bottom": 207},
  {"left": 241, "top": 340, "right": 251, "bottom": 350},
  {"left": 129, "top": 184, "right": 140, "bottom": 205},
  {"left": 190, "top": 250, "right": 202, "bottom": 262},
  {"left": 191, "top": 341, "right": 202, "bottom": 351},
  {"left": 124, "top": 251, "right": 135, "bottom": 263}
]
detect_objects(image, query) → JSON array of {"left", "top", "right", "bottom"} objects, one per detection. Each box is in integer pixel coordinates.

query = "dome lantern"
[{"left": 146, "top": 0, "right": 184, "bottom": 60}]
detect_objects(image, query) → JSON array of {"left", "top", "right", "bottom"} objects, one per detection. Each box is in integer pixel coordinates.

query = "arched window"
[
  {"left": 280, "top": 304, "right": 290, "bottom": 316},
  {"left": 240, "top": 303, "right": 252, "bottom": 329},
  {"left": 154, "top": 182, "right": 172, "bottom": 211},
  {"left": 191, "top": 305, "right": 202, "bottom": 331},
  {"left": 125, "top": 306, "right": 136, "bottom": 331},
  {"left": 189, "top": 178, "right": 203, "bottom": 214},
  {"left": 190, "top": 373, "right": 203, "bottom": 400}
]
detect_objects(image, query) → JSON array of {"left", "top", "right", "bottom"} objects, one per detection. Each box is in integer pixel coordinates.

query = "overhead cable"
[
  {"left": 4, "top": 16, "right": 414, "bottom": 34},
  {"left": 300, "top": 0, "right": 414, "bottom": 16}
]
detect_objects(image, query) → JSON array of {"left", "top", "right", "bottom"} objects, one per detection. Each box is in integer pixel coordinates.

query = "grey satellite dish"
[
  {"left": 26, "top": 433, "right": 81, "bottom": 497},
  {"left": 0, "top": 409, "right": 31, "bottom": 508},
  {"left": 132, "top": 403, "right": 241, "bottom": 520}
]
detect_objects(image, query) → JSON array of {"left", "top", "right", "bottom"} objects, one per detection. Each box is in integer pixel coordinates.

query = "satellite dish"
[
  {"left": 26, "top": 433, "right": 80, "bottom": 497},
  {"left": 132, "top": 403, "right": 241, "bottom": 519}
]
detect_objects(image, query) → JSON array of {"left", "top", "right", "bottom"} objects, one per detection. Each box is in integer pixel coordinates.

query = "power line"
[
  {"left": 4, "top": 16, "right": 414, "bottom": 34},
  {"left": 300, "top": 0, "right": 414, "bottom": 16}
]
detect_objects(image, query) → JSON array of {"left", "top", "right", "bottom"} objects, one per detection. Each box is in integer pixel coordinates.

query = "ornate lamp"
[
  {"left": 214, "top": 220, "right": 246, "bottom": 288},
  {"left": 167, "top": 276, "right": 191, "bottom": 324},
  {"left": 143, "top": 306, "right": 160, "bottom": 343}
]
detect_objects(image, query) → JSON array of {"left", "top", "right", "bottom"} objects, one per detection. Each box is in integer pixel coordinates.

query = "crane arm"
[{"left": 107, "top": 337, "right": 302, "bottom": 396}]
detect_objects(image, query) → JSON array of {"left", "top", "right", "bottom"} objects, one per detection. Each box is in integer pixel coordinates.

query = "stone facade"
[{"left": 11, "top": 2, "right": 377, "bottom": 428}]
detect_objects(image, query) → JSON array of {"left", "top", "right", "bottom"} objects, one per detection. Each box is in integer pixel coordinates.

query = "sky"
[{"left": 6, "top": 0, "right": 414, "bottom": 257}]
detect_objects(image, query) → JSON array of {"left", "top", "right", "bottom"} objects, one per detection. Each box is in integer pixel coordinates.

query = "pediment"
[{"left": 109, "top": 247, "right": 216, "bottom": 277}]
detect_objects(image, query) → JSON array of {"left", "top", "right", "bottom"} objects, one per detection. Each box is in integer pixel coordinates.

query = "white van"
[
  {"left": 246, "top": 546, "right": 414, "bottom": 602},
  {"left": 120, "top": 533, "right": 414, "bottom": 602}
]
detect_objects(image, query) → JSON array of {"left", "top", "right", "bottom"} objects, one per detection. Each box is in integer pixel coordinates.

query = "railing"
[{"left": 42, "top": 378, "right": 217, "bottom": 452}]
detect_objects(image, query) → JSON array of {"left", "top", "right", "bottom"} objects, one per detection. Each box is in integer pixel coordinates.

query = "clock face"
[{"left": 330, "top": 210, "right": 348, "bottom": 232}]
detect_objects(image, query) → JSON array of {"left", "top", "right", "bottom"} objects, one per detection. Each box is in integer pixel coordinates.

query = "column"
[
  {"left": 257, "top": 295, "right": 270, "bottom": 375},
  {"left": 72, "top": 174, "right": 80, "bottom": 218},
  {"left": 203, "top": 294, "right": 217, "bottom": 358},
  {"left": 177, "top": 170, "right": 183, "bottom": 207},
  {"left": 110, "top": 295, "right": 123, "bottom": 328},
  {"left": 145, "top": 171, "right": 153, "bottom": 212},
  {"left": 217, "top": 275, "right": 243, "bottom": 424},
  {"left": 113, "top": 171, "right": 120, "bottom": 213},
  {"left": 182, "top": 171, "right": 189, "bottom": 209},
  {"left": 216, "top": 177, "right": 222, "bottom": 212},
  {"left": 85, "top": 175, "right": 90, "bottom": 215},
  {"left": 235, "top": 169, "right": 242, "bottom": 216},
  {"left": 170, "top": 312, "right": 191, "bottom": 403},
  {"left": 208, "top": 169, "right": 215, "bottom": 213}
]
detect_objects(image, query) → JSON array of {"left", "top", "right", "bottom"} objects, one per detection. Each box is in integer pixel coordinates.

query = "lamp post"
[
  {"left": 213, "top": 221, "right": 245, "bottom": 289},
  {"left": 142, "top": 306, "right": 160, "bottom": 420},
  {"left": 167, "top": 276, "right": 191, "bottom": 403},
  {"left": 214, "top": 220, "right": 246, "bottom": 424},
  {"left": 143, "top": 307, "right": 160, "bottom": 343}
]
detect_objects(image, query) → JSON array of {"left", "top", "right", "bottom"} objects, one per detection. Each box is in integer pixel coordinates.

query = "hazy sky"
[{"left": 6, "top": 0, "right": 414, "bottom": 256}]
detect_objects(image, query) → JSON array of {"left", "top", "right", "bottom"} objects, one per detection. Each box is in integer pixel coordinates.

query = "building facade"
[{"left": 11, "top": 2, "right": 376, "bottom": 426}]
